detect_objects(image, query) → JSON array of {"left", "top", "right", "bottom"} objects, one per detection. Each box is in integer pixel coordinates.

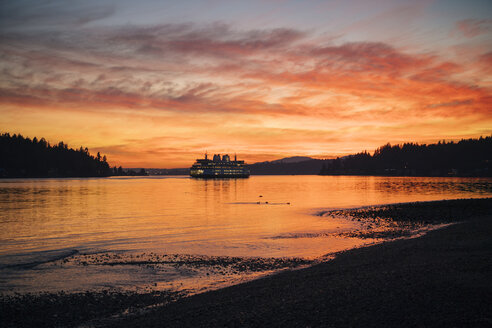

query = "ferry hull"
[{"left": 190, "top": 172, "right": 250, "bottom": 178}]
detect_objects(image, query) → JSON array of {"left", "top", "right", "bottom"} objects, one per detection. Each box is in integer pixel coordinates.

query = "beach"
[
  {"left": 2, "top": 198, "right": 491, "bottom": 327},
  {"left": 113, "top": 198, "right": 492, "bottom": 328}
]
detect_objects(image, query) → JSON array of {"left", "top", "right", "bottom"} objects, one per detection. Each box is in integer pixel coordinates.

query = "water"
[{"left": 0, "top": 175, "right": 491, "bottom": 294}]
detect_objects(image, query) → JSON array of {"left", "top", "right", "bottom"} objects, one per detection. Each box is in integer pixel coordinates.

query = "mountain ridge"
[{"left": 253, "top": 156, "right": 315, "bottom": 165}]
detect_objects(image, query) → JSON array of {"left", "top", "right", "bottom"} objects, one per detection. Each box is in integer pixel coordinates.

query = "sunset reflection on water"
[
  {"left": 1, "top": 176, "right": 490, "bottom": 259},
  {"left": 0, "top": 175, "right": 491, "bottom": 294}
]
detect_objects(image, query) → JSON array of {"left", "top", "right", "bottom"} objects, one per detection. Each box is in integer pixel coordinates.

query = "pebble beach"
[{"left": 2, "top": 197, "right": 491, "bottom": 327}]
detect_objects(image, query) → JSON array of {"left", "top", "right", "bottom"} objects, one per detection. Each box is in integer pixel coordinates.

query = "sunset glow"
[{"left": 1, "top": 0, "right": 491, "bottom": 167}]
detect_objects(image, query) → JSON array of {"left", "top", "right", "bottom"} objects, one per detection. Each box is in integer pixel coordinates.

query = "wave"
[{"left": 0, "top": 249, "right": 79, "bottom": 270}]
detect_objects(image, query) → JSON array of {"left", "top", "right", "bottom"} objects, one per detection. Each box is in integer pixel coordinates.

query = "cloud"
[
  {"left": 477, "top": 51, "right": 492, "bottom": 74},
  {"left": 1, "top": 21, "right": 491, "bottom": 166},
  {"left": 455, "top": 19, "right": 492, "bottom": 38},
  {"left": 0, "top": 0, "right": 115, "bottom": 31},
  {"left": 426, "top": 99, "right": 473, "bottom": 108},
  {"left": 1, "top": 21, "right": 490, "bottom": 121}
]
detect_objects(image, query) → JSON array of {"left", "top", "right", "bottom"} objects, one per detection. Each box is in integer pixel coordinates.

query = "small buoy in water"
[
  {"left": 259, "top": 195, "right": 263, "bottom": 197},
  {"left": 265, "top": 201, "right": 269, "bottom": 204},
  {"left": 287, "top": 202, "right": 290, "bottom": 205}
]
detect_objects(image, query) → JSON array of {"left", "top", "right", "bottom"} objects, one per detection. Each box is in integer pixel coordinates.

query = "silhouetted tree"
[
  {"left": 319, "top": 136, "right": 492, "bottom": 177},
  {"left": 0, "top": 133, "right": 112, "bottom": 178}
]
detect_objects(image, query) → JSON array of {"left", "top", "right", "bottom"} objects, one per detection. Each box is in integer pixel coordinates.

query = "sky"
[{"left": 1, "top": 0, "right": 491, "bottom": 168}]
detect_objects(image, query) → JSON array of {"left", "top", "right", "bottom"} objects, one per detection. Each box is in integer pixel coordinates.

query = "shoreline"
[
  {"left": 2, "top": 174, "right": 492, "bottom": 179},
  {"left": 1, "top": 198, "right": 491, "bottom": 327},
  {"left": 115, "top": 211, "right": 492, "bottom": 327}
]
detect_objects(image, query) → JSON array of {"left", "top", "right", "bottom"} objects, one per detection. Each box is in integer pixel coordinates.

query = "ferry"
[{"left": 190, "top": 153, "right": 250, "bottom": 178}]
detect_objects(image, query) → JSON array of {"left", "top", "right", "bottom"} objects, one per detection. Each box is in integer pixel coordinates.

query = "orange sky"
[{"left": 1, "top": 1, "right": 491, "bottom": 167}]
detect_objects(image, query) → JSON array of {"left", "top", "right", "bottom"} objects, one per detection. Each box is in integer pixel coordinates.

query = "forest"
[
  {"left": 319, "top": 136, "right": 492, "bottom": 177},
  {"left": 2, "top": 133, "right": 490, "bottom": 178},
  {"left": 0, "top": 133, "right": 114, "bottom": 178}
]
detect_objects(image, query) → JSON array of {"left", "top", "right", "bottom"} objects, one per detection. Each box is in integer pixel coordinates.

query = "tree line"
[
  {"left": 319, "top": 136, "right": 492, "bottom": 177},
  {"left": 0, "top": 133, "right": 146, "bottom": 178}
]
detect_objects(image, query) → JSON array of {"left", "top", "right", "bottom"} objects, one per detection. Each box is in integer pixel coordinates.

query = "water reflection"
[
  {"left": 0, "top": 176, "right": 490, "bottom": 261},
  {"left": 373, "top": 178, "right": 492, "bottom": 194}
]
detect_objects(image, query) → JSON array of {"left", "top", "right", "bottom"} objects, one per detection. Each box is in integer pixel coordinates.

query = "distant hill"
[
  {"left": 250, "top": 137, "right": 492, "bottom": 176},
  {"left": 158, "top": 156, "right": 322, "bottom": 176},
  {"left": 248, "top": 158, "right": 326, "bottom": 175},
  {"left": 147, "top": 168, "right": 189, "bottom": 175},
  {"left": 148, "top": 157, "right": 320, "bottom": 176},
  {"left": 258, "top": 156, "right": 314, "bottom": 164}
]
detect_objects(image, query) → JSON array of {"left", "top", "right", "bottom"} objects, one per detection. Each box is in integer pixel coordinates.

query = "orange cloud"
[
  {"left": 1, "top": 23, "right": 491, "bottom": 167},
  {"left": 456, "top": 19, "right": 492, "bottom": 38}
]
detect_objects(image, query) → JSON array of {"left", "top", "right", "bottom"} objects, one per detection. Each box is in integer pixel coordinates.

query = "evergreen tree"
[
  {"left": 319, "top": 136, "right": 491, "bottom": 177},
  {"left": 0, "top": 133, "right": 112, "bottom": 178}
]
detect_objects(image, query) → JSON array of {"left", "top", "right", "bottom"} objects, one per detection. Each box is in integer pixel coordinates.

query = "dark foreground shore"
[
  {"left": 2, "top": 198, "right": 491, "bottom": 327},
  {"left": 115, "top": 199, "right": 492, "bottom": 328}
]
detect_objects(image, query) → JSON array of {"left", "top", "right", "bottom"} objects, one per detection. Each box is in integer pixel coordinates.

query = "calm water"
[{"left": 0, "top": 175, "right": 491, "bottom": 293}]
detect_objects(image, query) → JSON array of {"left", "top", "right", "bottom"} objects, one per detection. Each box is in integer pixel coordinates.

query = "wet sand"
[
  {"left": 0, "top": 255, "right": 313, "bottom": 327},
  {"left": 2, "top": 198, "right": 491, "bottom": 327},
  {"left": 114, "top": 199, "right": 492, "bottom": 328}
]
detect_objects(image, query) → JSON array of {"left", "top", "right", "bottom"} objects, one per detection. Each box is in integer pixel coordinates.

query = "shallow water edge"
[{"left": 2, "top": 197, "right": 491, "bottom": 328}]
